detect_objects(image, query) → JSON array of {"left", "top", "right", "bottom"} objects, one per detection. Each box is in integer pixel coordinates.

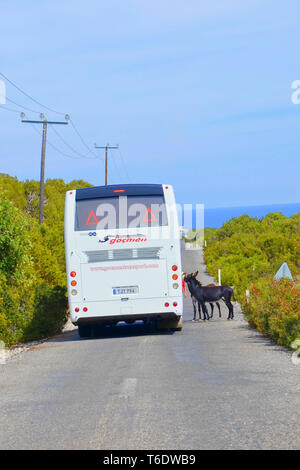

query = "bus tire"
[
  {"left": 172, "top": 316, "right": 183, "bottom": 332},
  {"left": 157, "top": 316, "right": 183, "bottom": 331},
  {"left": 78, "top": 325, "right": 91, "bottom": 338}
]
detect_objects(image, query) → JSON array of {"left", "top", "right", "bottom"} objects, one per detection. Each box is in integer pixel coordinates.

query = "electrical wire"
[
  {"left": 5, "top": 96, "right": 40, "bottom": 114},
  {"left": 0, "top": 104, "right": 21, "bottom": 114},
  {"left": 118, "top": 147, "right": 132, "bottom": 182},
  {"left": 0, "top": 72, "right": 101, "bottom": 163},
  {"left": 110, "top": 152, "right": 121, "bottom": 182},
  {"left": 69, "top": 118, "right": 98, "bottom": 157},
  {"left": 29, "top": 122, "right": 98, "bottom": 161},
  {"left": 50, "top": 125, "right": 102, "bottom": 160},
  {"left": 0, "top": 71, "right": 65, "bottom": 115},
  {"left": 29, "top": 122, "right": 79, "bottom": 159}
]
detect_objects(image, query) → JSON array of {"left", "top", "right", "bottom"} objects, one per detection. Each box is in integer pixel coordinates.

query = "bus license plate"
[{"left": 113, "top": 286, "right": 139, "bottom": 295}]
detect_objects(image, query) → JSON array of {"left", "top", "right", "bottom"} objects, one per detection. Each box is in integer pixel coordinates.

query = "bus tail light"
[
  {"left": 172, "top": 265, "right": 178, "bottom": 271},
  {"left": 71, "top": 280, "right": 77, "bottom": 286},
  {"left": 75, "top": 307, "right": 79, "bottom": 312},
  {"left": 172, "top": 274, "right": 178, "bottom": 280},
  {"left": 173, "top": 302, "right": 178, "bottom": 307},
  {"left": 164, "top": 302, "right": 169, "bottom": 307},
  {"left": 70, "top": 271, "right": 76, "bottom": 277},
  {"left": 83, "top": 307, "right": 88, "bottom": 312}
]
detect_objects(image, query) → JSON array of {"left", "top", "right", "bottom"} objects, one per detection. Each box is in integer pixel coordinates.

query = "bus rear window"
[{"left": 75, "top": 195, "right": 168, "bottom": 231}]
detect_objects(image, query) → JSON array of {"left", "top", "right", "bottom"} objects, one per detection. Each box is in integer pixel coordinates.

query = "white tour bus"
[{"left": 64, "top": 184, "right": 183, "bottom": 337}]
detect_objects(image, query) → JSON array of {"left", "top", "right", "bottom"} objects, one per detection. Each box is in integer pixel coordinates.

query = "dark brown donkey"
[
  {"left": 184, "top": 271, "right": 234, "bottom": 320},
  {"left": 200, "top": 281, "right": 222, "bottom": 318},
  {"left": 183, "top": 273, "right": 221, "bottom": 320}
]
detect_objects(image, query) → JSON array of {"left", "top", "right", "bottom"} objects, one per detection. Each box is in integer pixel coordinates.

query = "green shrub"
[
  {"left": 0, "top": 175, "right": 93, "bottom": 346},
  {"left": 24, "top": 284, "right": 68, "bottom": 340},
  {"left": 0, "top": 199, "right": 35, "bottom": 345},
  {"left": 204, "top": 213, "right": 300, "bottom": 296},
  {"left": 242, "top": 278, "right": 300, "bottom": 348},
  {"left": 202, "top": 212, "right": 300, "bottom": 348}
]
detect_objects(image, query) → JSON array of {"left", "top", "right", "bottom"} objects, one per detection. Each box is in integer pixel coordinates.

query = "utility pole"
[
  {"left": 21, "top": 113, "right": 69, "bottom": 224},
  {"left": 94, "top": 143, "right": 119, "bottom": 185}
]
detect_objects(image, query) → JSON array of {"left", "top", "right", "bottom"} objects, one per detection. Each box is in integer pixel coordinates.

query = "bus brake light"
[
  {"left": 70, "top": 271, "right": 76, "bottom": 277},
  {"left": 172, "top": 265, "right": 178, "bottom": 271},
  {"left": 113, "top": 189, "right": 126, "bottom": 193},
  {"left": 165, "top": 302, "right": 169, "bottom": 307}
]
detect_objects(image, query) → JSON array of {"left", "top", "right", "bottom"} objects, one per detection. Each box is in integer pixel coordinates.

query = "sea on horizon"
[{"left": 186, "top": 202, "right": 300, "bottom": 229}]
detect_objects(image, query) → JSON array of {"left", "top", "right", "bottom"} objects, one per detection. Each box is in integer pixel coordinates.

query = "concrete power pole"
[
  {"left": 94, "top": 144, "right": 119, "bottom": 185},
  {"left": 21, "top": 113, "right": 69, "bottom": 224}
]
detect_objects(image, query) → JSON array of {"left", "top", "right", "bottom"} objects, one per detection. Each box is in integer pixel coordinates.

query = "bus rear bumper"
[
  {"left": 70, "top": 296, "right": 183, "bottom": 325},
  {"left": 74, "top": 311, "right": 180, "bottom": 326}
]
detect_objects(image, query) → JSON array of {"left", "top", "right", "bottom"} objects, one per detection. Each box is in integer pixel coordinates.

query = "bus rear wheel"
[
  {"left": 172, "top": 316, "right": 183, "bottom": 331},
  {"left": 78, "top": 324, "right": 91, "bottom": 338},
  {"left": 157, "top": 316, "right": 182, "bottom": 331}
]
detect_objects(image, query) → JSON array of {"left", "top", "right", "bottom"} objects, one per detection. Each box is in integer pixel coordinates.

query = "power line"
[
  {"left": 0, "top": 71, "right": 65, "bottom": 115},
  {"left": 111, "top": 150, "right": 123, "bottom": 182},
  {"left": 118, "top": 147, "right": 132, "bottom": 183},
  {"left": 0, "top": 104, "right": 21, "bottom": 114},
  {"left": 0, "top": 72, "right": 99, "bottom": 162},
  {"left": 69, "top": 119, "right": 98, "bottom": 157},
  {"left": 49, "top": 125, "right": 102, "bottom": 160},
  {"left": 5, "top": 96, "right": 40, "bottom": 114},
  {"left": 22, "top": 116, "right": 69, "bottom": 224},
  {"left": 48, "top": 139, "right": 87, "bottom": 160},
  {"left": 30, "top": 123, "right": 87, "bottom": 160}
]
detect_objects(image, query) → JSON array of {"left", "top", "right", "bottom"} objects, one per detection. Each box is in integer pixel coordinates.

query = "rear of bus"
[{"left": 64, "top": 184, "right": 183, "bottom": 336}]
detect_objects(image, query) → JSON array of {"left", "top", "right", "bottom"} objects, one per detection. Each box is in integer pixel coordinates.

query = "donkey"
[
  {"left": 190, "top": 284, "right": 221, "bottom": 320},
  {"left": 183, "top": 273, "right": 210, "bottom": 321},
  {"left": 183, "top": 273, "right": 222, "bottom": 321},
  {"left": 198, "top": 280, "right": 222, "bottom": 318},
  {"left": 184, "top": 272, "right": 234, "bottom": 320}
]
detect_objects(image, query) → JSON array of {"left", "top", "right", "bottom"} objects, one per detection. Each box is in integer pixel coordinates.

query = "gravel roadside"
[{"left": 1, "top": 318, "right": 77, "bottom": 364}]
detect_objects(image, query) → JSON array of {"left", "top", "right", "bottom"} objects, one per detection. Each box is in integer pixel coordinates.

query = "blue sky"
[{"left": 0, "top": 0, "right": 299, "bottom": 208}]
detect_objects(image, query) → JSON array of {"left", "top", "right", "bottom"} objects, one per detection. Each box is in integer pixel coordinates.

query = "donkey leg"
[
  {"left": 192, "top": 300, "right": 197, "bottom": 321},
  {"left": 216, "top": 301, "right": 222, "bottom": 318},
  {"left": 229, "top": 301, "right": 234, "bottom": 319},
  {"left": 205, "top": 304, "right": 210, "bottom": 320},
  {"left": 201, "top": 302, "right": 209, "bottom": 321},
  {"left": 229, "top": 294, "right": 234, "bottom": 318},
  {"left": 226, "top": 294, "right": 234, "bottom": 319},
  {"left": 209, "top": 303, "right": 214, "bottom": 318},
  {"left": 197, "top": 302, "right": 202, "bottom": 321},
  {"left": 200, "top": 303, "right": 206, "bottom": 320},
  {"left": 225, "top": 300, "right": 234, "bottom": 319}
]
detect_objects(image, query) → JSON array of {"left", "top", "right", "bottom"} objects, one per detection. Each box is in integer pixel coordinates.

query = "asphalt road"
[{"left": 0, "top": 247, "right": 299, "bottom": 450}]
